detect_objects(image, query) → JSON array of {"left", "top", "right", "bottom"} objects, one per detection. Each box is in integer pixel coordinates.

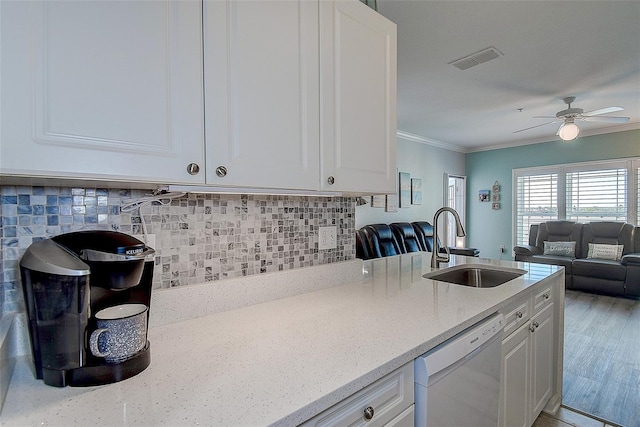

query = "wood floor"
[{"left": 562, "top": 290, "right": 640, "bottom": 427}]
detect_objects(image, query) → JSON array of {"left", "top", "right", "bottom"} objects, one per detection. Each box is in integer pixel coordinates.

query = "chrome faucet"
[{"left": 431, "top": 207, "right": 466, "bottom": 268}]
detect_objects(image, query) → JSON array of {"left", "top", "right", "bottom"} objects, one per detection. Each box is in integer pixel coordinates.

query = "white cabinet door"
[
  {"left": 530, "top": 302, "right": 554, "bottom": 420},
  {"left": 204, "top": 0, "right": 320, "bottom": 190},
  {"left": 0, "top": 0, "right": 205, "bottom": 184},
  {"left": 320, "top": 0, "right": 397, "bottom": 193},
  {"left": 499, "top": 321, "right": 530, "bottom": 427}
]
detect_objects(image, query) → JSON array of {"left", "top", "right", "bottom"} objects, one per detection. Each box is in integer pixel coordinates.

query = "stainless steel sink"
[{"left": 423, "top": 265, "right": 526, "bottom": 288}]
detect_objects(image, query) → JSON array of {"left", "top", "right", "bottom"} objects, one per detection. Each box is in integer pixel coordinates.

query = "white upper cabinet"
[
  {"left": 320, "top": 0, "right": 397, "bottom": 193},
  {"left": 0, "top": 0, "right": 205, "bottom": 184},
  {"left": 1, "top": 0, "right": 396, "bottom": 194},
  {"left": 203, "top": 1, "right": 320, "bottom": 190}
]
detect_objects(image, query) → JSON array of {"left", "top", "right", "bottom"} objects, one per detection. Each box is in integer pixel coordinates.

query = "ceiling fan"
[{"left": 513, "top": 96, "right": 630, "bottom": 141}]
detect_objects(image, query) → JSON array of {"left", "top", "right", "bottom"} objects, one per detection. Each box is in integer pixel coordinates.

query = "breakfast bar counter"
[{"left": 1, "top": 253, "right": 563, "bottom": 426}]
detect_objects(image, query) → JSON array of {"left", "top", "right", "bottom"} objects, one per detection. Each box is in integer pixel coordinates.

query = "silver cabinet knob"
[
  {"left": 533, "top": 321, "right": 539, "bottom": 328},
  {"left": 529, "top": 324, "right": 536, "bottom": 333},
  {"left": 216, "top": 166, "right": 227, "bottom": 177},
  {"left": 363, "top": 406, "right": 375, "bottom": 421},
  {"left": 186, "top": 163, "right": 200, "bottom": 175},
  {"left": 516, "top": 311, "right": 523, "bottom": 319},
  {"left": 543, "top": 292, "right": 550, "bottom": 300},
  {"left": 327, "top": 176, "right": 335, "bottom": 185}
]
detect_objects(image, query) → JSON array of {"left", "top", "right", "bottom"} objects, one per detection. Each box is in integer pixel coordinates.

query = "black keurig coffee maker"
[{"left": 20, "top": 231, "right": 155, "bottom": 387}]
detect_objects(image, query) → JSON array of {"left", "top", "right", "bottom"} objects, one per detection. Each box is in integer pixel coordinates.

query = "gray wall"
[{"left": 355, "top": 137, "right": 466, "bottom": 228}]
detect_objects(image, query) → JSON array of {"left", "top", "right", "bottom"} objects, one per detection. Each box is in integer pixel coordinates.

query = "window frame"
[{"left": 512, "top": 158, "right": 640, "bottom": 248}]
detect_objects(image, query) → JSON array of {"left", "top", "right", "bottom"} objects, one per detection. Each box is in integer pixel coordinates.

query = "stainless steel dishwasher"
[{"left": 414, "top": 313, "right": 504, "bottom": 426}]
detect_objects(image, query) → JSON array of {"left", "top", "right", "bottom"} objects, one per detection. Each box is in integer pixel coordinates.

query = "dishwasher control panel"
[{"left": 415, "top": 313, "right": 504, "bottom": 381}]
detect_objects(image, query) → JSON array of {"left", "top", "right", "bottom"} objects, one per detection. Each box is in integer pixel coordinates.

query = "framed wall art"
[
  {"left": 478, "top": 189, "right": 490, "bottom": 202},
  {"left": 371, "top": 195, "right": 386, "bottom": 208},
  {"left": 411, "top": 178, "right": 422, "bottom": 205},
  {"left": 399, "top": 172, "right": 411, "bottom": 208},
  {"left": 385, "top": 194, "right": 398, "bottom": 212}
]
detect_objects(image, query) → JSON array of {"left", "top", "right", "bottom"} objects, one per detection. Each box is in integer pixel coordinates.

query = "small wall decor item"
[
  {"left": 491, "top": 180, "right": 501, "bottom": 207},
  {"left": 399, "top": 172, "right": 411, "bottom": 208},
  {"left": 478, "top": 189, "right": 490, "bottom": 202},
  {"left": 371, "top": 195, "right": 386, "bottom": 208},
  {"left": 411, "top": 178, "right": 422, "bottom": 205},
  {"left": 385, "top": 194, "right": 398, "bottom": 212}
]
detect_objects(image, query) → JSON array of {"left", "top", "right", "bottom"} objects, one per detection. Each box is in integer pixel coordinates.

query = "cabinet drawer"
[
  {"left": 385, "top": 404, "right": 414, "bottom": 427},
  {"left": 533, "top": 286, "right": 553, "bottom": 313},
  {"left": 301, "top": 362, "right": 414, "bottom": 427},
  {"left": 501, "top": 298, "right": 531, "bottom": 337}
]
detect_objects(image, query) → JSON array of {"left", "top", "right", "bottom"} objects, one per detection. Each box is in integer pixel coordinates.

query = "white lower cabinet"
[
  {"left": 499, "top": 288, "right": 555, "bottom": 427},
  {"left": 530, "top": 303, "right": 554, "bottom": 418},
  {"left": 301, "top": 362, "right": 413, "bottom": 427}
]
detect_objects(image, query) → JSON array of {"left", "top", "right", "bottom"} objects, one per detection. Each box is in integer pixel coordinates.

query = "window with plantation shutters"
[
  {"left": 566, "top": 167, "right": 627, "bottom": 223},
  {"left": 515, "top": 171, "right": 559, "bottom": 245},
  {"left": 513, "top": 159, "right": 639, "bottom": 249}
]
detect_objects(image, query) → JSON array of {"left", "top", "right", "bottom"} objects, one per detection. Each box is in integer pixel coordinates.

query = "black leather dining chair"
[
  {"left": 390, "top": 222, "right": 422, "bottom": 253},
  {"left": 362, "top": 224, "right": 402, "bottom": 257}
]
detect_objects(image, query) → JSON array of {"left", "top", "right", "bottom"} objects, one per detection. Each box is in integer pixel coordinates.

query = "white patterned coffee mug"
[{"left": 89, "top": 304, "right": 148, "bottom": 363}]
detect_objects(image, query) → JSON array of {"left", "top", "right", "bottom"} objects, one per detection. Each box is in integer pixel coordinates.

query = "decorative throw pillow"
[
  {"left": 543, "top": 241, "right": 576, "bottom": 257},
  {"left": 587, "top": 243, "right": 624, "bottom": 261}
]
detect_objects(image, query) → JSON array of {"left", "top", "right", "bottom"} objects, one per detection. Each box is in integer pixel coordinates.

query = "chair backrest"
[
  {"left": 580, "top": 221, "right": 634, "bottom": 258},
  {"left": 535, "top": 220, "right": 582, "bottom": 255},
  {"left": 390, "top": 222, "right": 422, "bottom": 253},
  {"left": 355, "top": 229, "right": 373, "bottom": 260},
  {"left": 362, "top": 224, "right": 402, "bottom": 257},
  {"left": 411, "top": 221, "right": 440, "bottom": 252},
  {"left": 528, "top": 224, "right": 539, "bottom": 246}
]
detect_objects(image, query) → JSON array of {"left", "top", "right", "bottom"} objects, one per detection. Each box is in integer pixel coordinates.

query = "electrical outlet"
[
  {"left": 318, "top": 226, "right": 337, "bottom": 250},
  {"left": 500, "top": 244, "right": 505, "bottom": 253}
]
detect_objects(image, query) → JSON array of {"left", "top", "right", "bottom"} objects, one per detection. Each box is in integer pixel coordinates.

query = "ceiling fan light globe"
[{"left": 558, "top": 122, "right": 579, "bottom": 141}]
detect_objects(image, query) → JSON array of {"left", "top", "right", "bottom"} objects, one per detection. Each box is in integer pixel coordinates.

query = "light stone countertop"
[{"left": 0, "top": 253, "right": 562, "bottom": 426}]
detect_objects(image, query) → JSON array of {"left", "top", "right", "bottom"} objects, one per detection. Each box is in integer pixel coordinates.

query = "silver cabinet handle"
[
  {"left": 533, "top": 321, "right": 539, "bottom": 328},
  {"left": 516, "top": 311, "right": 523, "bottom": 319},
  {"left": 327, "top": 176, "right": 335, "bottom": 185},
  {"left": 363, "top": 406, "right": 375, "bottom": 421},
  {"left": 186, "top": 163, "right": 200, "bottom": 175},
  {"left": 216, "top": 166, "right": 227, "bottom": 177},
  {"left": 543, "top": 292, "right": 550, "bottom": 300},
  {"left": 529, "top": 324, "right": 536, "bottom": 333}
]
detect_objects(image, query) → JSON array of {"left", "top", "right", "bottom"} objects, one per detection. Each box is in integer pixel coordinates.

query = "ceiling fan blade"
[
  {"left": 532, "top": 116, "right": 557, "bottom": 119},
  {"left": 581, "top": 116, "right": 630, "bottom": 123},
  {"left": 583, "top": 106, "right": 624, "bottom": 116},
  {"left": 513, "top": 121, "right": 557, "bottom": 133}
]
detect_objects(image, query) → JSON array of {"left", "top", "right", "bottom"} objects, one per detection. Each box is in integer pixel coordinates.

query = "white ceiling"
[{"left": 376, "top": 0, "right": 640, "bottom": 152}]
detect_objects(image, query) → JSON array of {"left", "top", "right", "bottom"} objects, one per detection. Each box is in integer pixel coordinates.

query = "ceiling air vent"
[{"left": 449, "top": 47, "right": 503, "bottom": 71}]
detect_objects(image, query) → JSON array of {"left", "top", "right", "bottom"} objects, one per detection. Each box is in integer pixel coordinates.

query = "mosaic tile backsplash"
[{"left": 0, "top": 186, "right": 356, "bottom": 315}]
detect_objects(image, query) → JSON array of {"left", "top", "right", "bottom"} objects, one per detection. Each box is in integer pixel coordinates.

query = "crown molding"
[
  {"left": 396, "top": 130, "right": 466, "bottom": 153},
  {"left": 397, "top": 123, "right": 640, "bottom": 154}
]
